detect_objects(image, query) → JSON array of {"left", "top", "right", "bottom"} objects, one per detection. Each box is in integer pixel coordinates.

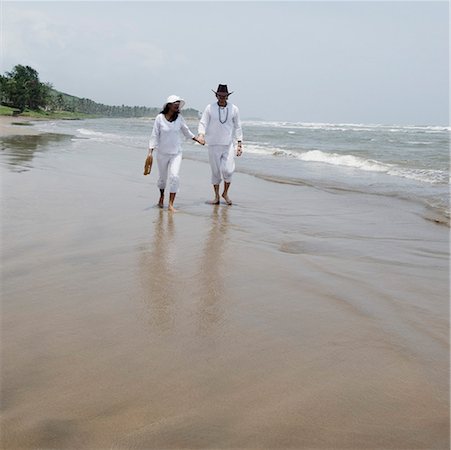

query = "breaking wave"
[{"left": 243, "top": 145, "right": 448, "bottom": 184}]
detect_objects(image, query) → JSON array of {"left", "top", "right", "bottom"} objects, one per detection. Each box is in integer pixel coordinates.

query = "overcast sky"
[{"left": 1, "top": 1, "right": 449, "bottom": 125}]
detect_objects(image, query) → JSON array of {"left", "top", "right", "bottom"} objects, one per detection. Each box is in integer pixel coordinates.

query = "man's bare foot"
[
  {"left": 158, "top": 197, "right": 164, "bottom": 208},
  {"left": 168, "top": 204, "right": 177, "bottom": 212},
  {"left": 207, "top": 198, "right": 220, "bottom": 205},
  {"left": 222, "top": 194, "right": 232, "bottom": 205}
]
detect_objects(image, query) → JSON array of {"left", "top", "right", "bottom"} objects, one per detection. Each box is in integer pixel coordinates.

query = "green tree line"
[
  {"left": 0, "top": 65, "right": 199, "bottom": 118},
  {"left": 0, "top": 65, "right": 50, "bottom": 112}
]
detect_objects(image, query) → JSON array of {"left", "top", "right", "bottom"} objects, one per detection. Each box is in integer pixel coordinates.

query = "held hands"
[
  {"left": 194, "top": 135, "right": 206, "bottom": 145},
  {"left": 192, "top": 135, "right": 241, "bottom": 155}
]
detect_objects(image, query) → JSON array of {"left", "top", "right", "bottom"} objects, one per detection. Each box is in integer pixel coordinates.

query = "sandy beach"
[
  {"left": 0, "top": 115, "right": 46, "bottom": 137},
  {"left": 1, "top": 120, "right": 449, "bottom": 449}
]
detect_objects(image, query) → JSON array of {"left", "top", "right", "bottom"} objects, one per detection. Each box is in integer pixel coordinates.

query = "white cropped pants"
[
  {"left": 208, "top": 144, "right": 235, "bottom": 185},
  {"left": 156, "top": 152, "right": 182, "bottom": 193}
]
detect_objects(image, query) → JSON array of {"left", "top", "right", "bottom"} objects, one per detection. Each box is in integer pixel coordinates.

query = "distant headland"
[{"left": 0, "top": 64, "right": 200, "bottom": 120}]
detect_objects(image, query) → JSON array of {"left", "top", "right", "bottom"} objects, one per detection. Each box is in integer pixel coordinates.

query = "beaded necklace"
[{"left": 218, "top": 105, "right": 228, "bottom": 124}]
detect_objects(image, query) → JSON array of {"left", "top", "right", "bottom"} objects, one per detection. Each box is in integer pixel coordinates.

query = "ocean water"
[{"left": 31, "top": 117, "right": 449, "bottom": 222}]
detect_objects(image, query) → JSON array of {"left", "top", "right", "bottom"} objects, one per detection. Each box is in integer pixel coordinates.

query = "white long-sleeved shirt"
[
  {"left": 148, "top": 113, "right": 195, "bottom": 154},
  {"left": 198, "top": 102, "right": 243, "bottom": 145}
]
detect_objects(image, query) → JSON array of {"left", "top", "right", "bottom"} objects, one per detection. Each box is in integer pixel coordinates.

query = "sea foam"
[{"left": 76, "top": 128, "right": 119, "bottom": 140}]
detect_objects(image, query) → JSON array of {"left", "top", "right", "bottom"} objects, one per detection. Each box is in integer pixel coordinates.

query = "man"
[{"left": 198, "top": 84, "right": 243, "bottom": 205}]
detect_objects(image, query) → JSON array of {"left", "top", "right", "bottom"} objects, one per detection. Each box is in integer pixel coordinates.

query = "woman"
[{"left": 147, "top": 95, "right": 203, "bottom": 211}]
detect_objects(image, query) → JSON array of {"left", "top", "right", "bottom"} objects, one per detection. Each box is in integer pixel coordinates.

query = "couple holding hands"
[{"left": 146, "top": 84, "right": 243, "bottom": 212}]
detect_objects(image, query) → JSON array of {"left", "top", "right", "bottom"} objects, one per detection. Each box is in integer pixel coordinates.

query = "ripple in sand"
[{"left": 279, "top": 240, "right": 329, "bottom": 255}]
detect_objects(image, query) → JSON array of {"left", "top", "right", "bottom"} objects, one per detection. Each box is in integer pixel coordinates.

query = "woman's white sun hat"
[{"left": 164, "top": 95, "right": 185, "bottom": 110}]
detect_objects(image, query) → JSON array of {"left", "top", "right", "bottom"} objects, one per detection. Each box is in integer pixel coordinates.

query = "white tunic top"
[
  {"left": 148, "top": 114, "right": 195, "bottom": 154},
  {"left": 198, "top": 102, "right": 243, "bottom": 146}
]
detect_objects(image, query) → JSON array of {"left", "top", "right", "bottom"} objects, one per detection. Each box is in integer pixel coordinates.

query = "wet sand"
[
  {"left": 0, "top": 115, "right": 45, "bottom": 137},
  {"left": 1, "top": 125, "right": 449, "bottom": 448}
]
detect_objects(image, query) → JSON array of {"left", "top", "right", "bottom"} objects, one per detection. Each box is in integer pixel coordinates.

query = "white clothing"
[
  {"left": 198, "top": 103, "right": 243, "bottom": 145},
  {"left": 208, "top": 144, "right": 235, "bottom": 185},
  {"left": 149, "top": 113, "right": 194, "bottom": 154},
  {"left": 156, "top": 152, "right": 182, "bottom": 193}
]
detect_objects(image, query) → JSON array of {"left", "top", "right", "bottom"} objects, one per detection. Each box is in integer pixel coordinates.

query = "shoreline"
[
  {"left": 183, "top": 154, "right": 451, "bottom": 228},
  {"left": 250, "top": 170, "right": 451, "bottom": 227},
  {"left": 2, "top": 114, "right": 449, "bottom": 227}
]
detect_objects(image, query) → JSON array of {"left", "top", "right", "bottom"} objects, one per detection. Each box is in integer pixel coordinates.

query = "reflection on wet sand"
[
  {"left": 138, "top": 209, "right": 177, "bottom": 334},
  {"left": 138, "top": 206, "right": 230, "bottom": 337},
  {"left": 0, "top": 133, "right": 72, "bottom": 171},
  {"left": 196, "top": 206, "right": 229, "bottom": 334}
]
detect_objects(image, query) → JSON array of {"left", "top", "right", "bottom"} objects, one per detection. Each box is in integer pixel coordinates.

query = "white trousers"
[
  {"left": 208, "top": 144, "right": 235, "bottom": 185},
  {"left": 156, "top": 152, "right": 182, "bottom": 193}
]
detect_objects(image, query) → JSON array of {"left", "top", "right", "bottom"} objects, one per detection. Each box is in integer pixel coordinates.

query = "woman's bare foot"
[
  {"left": 207, "top": 197, "right": 220, "bottom": 205},
  {"left": 168, "top": 203, "right": 177, "bottom": 212},
  {"left": 158, "top": 197, "right": 164, "bottom": 208},
  {"left": 222, "top": 194, "right": 232, "bottom": 205}
]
